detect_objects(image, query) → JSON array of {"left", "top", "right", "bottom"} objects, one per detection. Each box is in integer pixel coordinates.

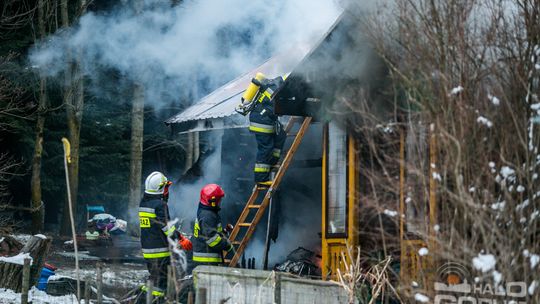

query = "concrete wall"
[{"left": 193, "top": 266, "right": 354, "bottom": 304}]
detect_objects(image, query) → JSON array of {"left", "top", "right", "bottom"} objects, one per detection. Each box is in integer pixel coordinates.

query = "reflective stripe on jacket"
[
  {"left": 192, "top": 203, "right": 231, "bottom": 264},
  {"left": 249, "top": 77, "right": 284, "bottom": 133},
  {"left": 139, "top": 195, "right": 173, "bottom": 259}
]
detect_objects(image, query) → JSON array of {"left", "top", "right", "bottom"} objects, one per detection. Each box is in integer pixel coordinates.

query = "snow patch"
[
  {"left": 532, "top": 103, "right": 540, "bottom": 111},
  {"left": 492, "top": 270, "right": 502, "bottom": 285},
  {"left": 530, "top": 210, "right": 540, "bottom": 222},
  {"left": 517, "top": 185, "right": 525, "bottom": 192},
  {"left": 477, "top": 116, "right": 493, "bottom": 128},
  {"left": 432, "top": 172, "right": 442, "bottom": 181},
  {"left": 56, "top": 251, "right": 100, "bottom": 261},
  {"left": 0, "top": 237, "right": 4, "bottom": 243},
  {"left": 472, "top": 253, "right": 496, "bottom": 272},
  {"left": 488, "top": 94, "right": 500, "bottom": 106},
  {"left": 526, "top": 255, "right": 538, "bottom": 270},
  {"left": 418, "top": 247, "right": 429, "bottom": 256},
  {"left": 412, "top": 281, "right": 419, "bottom": 287},
  {"left": 529, "top": 280, "right": 538, "bottom": 295},
  {"left": 491, "top": 201, "right": 505, "bottom": 211},
  {"left": 500, "top": 166, "right": 516, "bottom": 182},
  {"left": 469, "top": 187, "right": 476, "bottom": 193},
  {"left": 516, "top": 199, "right": 529, "bottom": 211},
  {"left": 489, "top": 162, "right": 496, "bottom": 168},
  {"left": 414, "top": 293, "right": 429, "bottom": 303},
  {"left": 0, "top": 287, "right": 77, "bottom": 304},
  {"left": 0, "top": 253, "right": 33, "bottom": 266},
  {"left": 34, "top": 234, "right": 47, "bottom": 239},
  {"left": 383, "top": 209, "right": 398, "bottom": 217},
  {"left": 450, "top": 86, "right": 464, "bottom": 96},
  {"left": 10, "top": 234, "right": 32, "bottom": 244}
]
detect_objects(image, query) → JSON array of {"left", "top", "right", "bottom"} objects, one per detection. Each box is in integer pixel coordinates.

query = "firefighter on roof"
[
  {"left": 237, "top": 72, "right": 287, "bottom": 185},
  {"left": 139, "top": 171, "right": 192, "bottom": 301},
  {"left": 192, "top": 184, "right": 233, "bottom": 266}
]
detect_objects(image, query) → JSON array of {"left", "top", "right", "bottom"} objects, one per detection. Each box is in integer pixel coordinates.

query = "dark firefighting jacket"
[
  {"left": 139, "top": 194, "right": 177, "bottom": 259},
  {"left": 248, "top": 76, "right": 284, "bottom": 134},
  {"left": 192, "top": 203, "right": 231, "bottom": 263}
]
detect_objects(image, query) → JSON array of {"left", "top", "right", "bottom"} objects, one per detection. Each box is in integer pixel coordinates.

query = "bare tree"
[
  {"left": 60, "top": 0, "right": 87, "bottom": 236},
  {"left": 329, "top": 0, "right": 540, "bottom": 301},
  {"left": 128, "top": 0, "right": 145, "bottom": 234},
  {"left": 29, "top": 0, "right": 49, "bottom": 233}
]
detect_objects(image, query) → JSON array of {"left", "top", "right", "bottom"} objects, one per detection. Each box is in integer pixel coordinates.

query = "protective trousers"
[
  {"left": 143, "top": 256, "right": 170, "bottom": 298},
  {"left": 254, "top": 121, "right": 286, "bottom": 183}
]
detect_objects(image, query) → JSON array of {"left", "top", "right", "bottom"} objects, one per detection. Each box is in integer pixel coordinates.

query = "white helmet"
[{"left": 145, "top": 171, "right": 169, "bottom": 195}]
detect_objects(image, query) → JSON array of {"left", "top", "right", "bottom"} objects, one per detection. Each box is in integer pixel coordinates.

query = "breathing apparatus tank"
[{"left": 236, "top": 72, "right": 266, "bottom": 116}]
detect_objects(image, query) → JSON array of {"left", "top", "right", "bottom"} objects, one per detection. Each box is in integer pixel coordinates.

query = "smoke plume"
[{"left": 30, "top": 0, "right": 342, "bottom": 108}]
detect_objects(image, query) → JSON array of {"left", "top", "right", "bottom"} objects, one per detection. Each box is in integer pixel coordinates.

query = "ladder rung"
[
  {"left": 238, "top": 223, "right": 251, "bottom": 227},
  {"left": 248, "top": 205, "right": 261, "bottom": 208},
  {"left": 287, "top": 133, "right": 298, "bottom": 137},
  {"left": 232, "top": 241, "right": 241, "bottom": 245},
  {"left": 224, "top": 259, "right": 231, "bottom": 263}
]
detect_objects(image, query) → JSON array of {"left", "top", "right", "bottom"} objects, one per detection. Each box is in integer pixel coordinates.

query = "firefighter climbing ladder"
[{"left": 226, "top": 116, "right": 312, "bottom": 267}]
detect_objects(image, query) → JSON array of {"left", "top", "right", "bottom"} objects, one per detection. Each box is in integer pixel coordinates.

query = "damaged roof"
[
  {"left": 165, "top": 45, "right": 311, "bottom": 133},
  {"left": 165, "top": 11, "right": 389, "bottom": 133}
]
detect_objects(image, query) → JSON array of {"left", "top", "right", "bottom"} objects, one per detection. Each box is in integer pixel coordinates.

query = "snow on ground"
[
  {"left": 54, "top": 265, "right": 147, "bottom": 288},
  {"left": 0, "top": 287, "right": 78, "bottom": 304},
  {"left": 56, "top": 251, "right": 100, "bottom": 261},
  {"left": 9, "top": 234, "right": 33, "bottom": 244}
]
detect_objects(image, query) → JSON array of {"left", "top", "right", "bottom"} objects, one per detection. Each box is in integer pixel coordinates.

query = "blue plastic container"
[{"left": 37, "top": 267, "right": 55, "bottom": 290}]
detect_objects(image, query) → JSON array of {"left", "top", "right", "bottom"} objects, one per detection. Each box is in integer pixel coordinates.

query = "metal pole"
[
  {"left": 21, "top": 258, "right": 30, "bottom": 304},
  {"left": 146, "top": 279, "right": 153, "bottom": 304},
  {"left": 62, "top": 138, "right": 81, "bottom": 302},
  {"left": 96, "top": 262, "right": 103, "bottom": 304}
]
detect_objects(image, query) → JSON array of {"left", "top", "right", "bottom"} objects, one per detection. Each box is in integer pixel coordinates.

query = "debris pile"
[{"left": 274, "top": 247, "right": 321, "bottom": 278}]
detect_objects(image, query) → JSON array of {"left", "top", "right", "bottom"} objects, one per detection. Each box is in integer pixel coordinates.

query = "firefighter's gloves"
[
  {"left": 178, "top": 235, "right": 193, "bottom": 251},
  {"left": 224, "top": 223, "right": 234, "bottom": 234}
]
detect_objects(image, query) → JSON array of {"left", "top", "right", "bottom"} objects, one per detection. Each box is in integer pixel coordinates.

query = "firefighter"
[
  {"left": 139, "top": 171, "right": 191, "bottom": 301},
  {"left": 192, "top": 184, "right": 233, "bottom": 267},
  {"left": 241, "top": 73, "right": 287, "bottom": 185}
]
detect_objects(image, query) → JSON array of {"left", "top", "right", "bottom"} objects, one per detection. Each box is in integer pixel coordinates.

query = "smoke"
[{"left": 30, "top": 0, "right": 342, "bottom": 109}]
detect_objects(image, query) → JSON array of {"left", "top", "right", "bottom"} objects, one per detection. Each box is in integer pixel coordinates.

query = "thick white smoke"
[{"left": 30, "top": 0, "right": 342, "bottom": 108}]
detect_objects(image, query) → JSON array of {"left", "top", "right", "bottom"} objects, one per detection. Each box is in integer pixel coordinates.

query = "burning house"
[{"left": 166, "top": 10, "right": 436, "bottom": 293}]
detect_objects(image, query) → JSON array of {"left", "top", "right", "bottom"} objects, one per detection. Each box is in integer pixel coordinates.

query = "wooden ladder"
[{"left": 226, "top": 116, "right": 312, "bottom": 267}]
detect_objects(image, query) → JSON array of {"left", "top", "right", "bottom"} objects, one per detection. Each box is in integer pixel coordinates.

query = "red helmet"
[{"left": 200, "top": 184, "right": 225, "bottom": 207}]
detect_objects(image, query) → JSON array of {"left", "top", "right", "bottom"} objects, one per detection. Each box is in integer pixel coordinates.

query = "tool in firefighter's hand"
[
  {"left": 178, "top": 235, "right": 192, "bottom": 251},
  {"left": 236, "top": 72, "right": 266, "bottom": 116}
]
